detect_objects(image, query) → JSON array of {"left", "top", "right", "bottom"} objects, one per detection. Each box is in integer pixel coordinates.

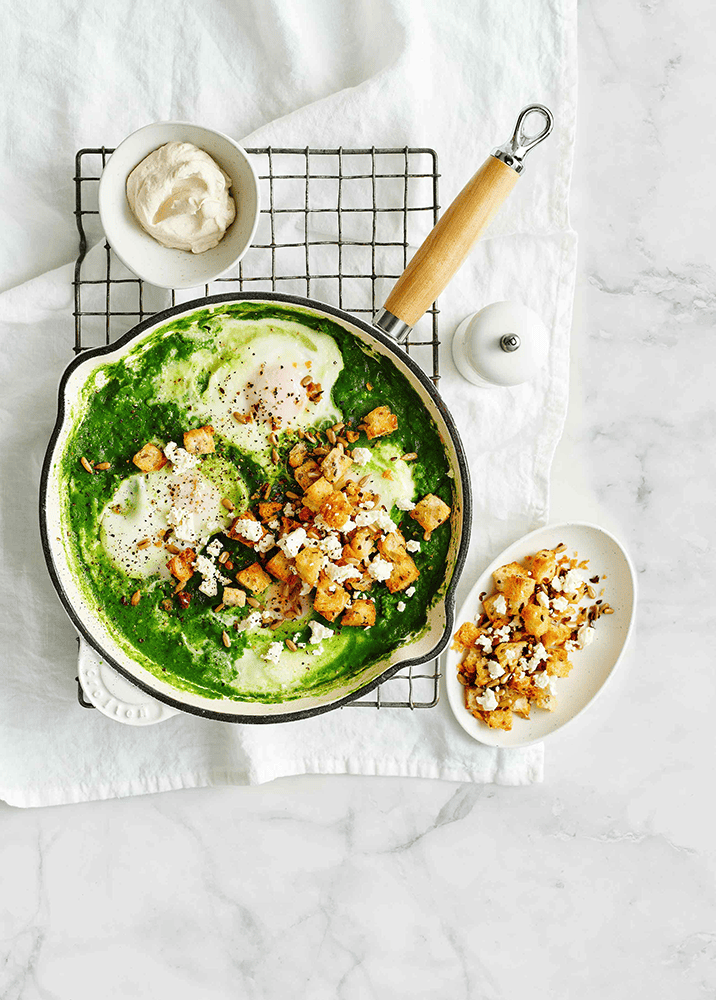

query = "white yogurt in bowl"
[{"left": 99, "top": 121, "right": 259, "bottom": 289}]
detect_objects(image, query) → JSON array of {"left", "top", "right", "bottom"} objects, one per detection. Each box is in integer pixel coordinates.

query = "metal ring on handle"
[{"left": 492, "top": 104, "right": 554, "bottom": 174}]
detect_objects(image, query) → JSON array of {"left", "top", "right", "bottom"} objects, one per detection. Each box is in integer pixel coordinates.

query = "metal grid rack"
[{"left": 73, "top": 145, "right": 443, "bottom": 710}]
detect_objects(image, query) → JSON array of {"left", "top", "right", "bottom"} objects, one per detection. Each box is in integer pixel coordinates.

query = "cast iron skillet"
[{"left": 40, "top": 106, "right": 553, "bottom": 723}]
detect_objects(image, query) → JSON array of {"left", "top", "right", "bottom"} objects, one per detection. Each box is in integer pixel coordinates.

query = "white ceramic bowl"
[
  {"left": 98, "top": 121, "right": 260, "bottom": 289},
  {"left": 445, "top": 521, "right": 637, "bottom": 747}
]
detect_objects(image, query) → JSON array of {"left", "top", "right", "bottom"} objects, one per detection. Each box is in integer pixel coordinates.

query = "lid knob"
[{"left": 452, "top": 301, "right": 549, "bottom": 388}]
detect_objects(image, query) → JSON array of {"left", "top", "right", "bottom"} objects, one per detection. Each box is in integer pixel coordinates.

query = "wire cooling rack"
[{"left": 73, "top": 145, "right": 442, "bottom": 710}]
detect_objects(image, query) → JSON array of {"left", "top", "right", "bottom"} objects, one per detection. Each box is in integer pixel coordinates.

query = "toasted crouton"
[
  {"left": 258, "top": 502, "right": 283, "bottom": 521},
  {"left": 265, "top": 550, "right": 297, "bottom": 583},
  {"left": 546, "top": 647, "right": 573, "bottom": 678},
  {"left": 377, "top": 531, "right": 419, "bottom": 593},
  {"left": 361, "top": 405, "right": 398, "bottom": 440},
  {"left": 295, "top": 547, "right": 323, "bottom": 589},
  {"left": 532, "top": 686, "right": 556, "bottom": 712},
  {"left": 542, "top": 621, "right": 572, "bottom": 648},
  {"left": 341, "top": 599, "right": 376, "bottom": 627},
  {"left": 521, "top": 602, "right": 551, "bottom": 637},
  {"left": 321, "top": 446, "right": 353, "bottom": 484},
  {"left": 453, "top": 621, "right": 481, "bottom": 648},
  {"left": 313, "top": 573, "right": 349, "bottom": 622},
  {"left": 347, "top": 526, "right": 375, "bottom": 562},
  {"left": 528, "top": 548, "right": 557, "bottom": 584},
  {"left": 409, "top": 493, "right": 451, "bottom": 540},
  {"left": 133, "top": 442, "right": 167, "bottom": 472},
  {"left": 294, "top": 459, "right": 322, "bottom": 491},
  {"left": 486, "top": 707, "right": 513, "bottom": 730},
  {"left": 236, "top": 561, "right": 271, "bottom": 593},
  {"left": 222, "top": 587, "right": 246, "bottom": 608},
  {"left": 493, "top": 561, "right": 536, "bottom": 612},
  {"left": 461, "top": 648, "right": 492, "bottom": 686},
  {"left": 494, "top": 641, "right": 528, "bottom": 670},
  {"left": 482, "top": 592, "right": 510, "bottom": 622},
  {"left": 303, "top": 476, "right": 334, "bottom": 512},
  {"left": 288, "top": 441, "right": 308, "bottom": 468},
  {"left": 183, "top": 425, "right": 215, "bottom": 454},
  {"left": 319, "top": 491, "right": 353, "bottom": 529},
  {"left": 493, "top": 562, "right": 528, "bottom": 592},
  {"left": 167, "top": 547, "right": 195, "bottom": 583}
]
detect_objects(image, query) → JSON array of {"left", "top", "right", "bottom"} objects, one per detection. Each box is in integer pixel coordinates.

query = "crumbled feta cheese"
[
  {"left": 277, "top": 526, "right": 307, "bottom": 558},
  {"left": 263, "top": 641, "right": 283, "bottom": 664},
  {"left": 195, "top": 554, "right": 217, "bottom": 579},
  {"left": 487, "top": 660, "right": 504, "bottom": 679},
  {"left": 283, "top": 503, "right": 295, "bottom": 516},
  {"left": 309, "top": 621, "right": 334, "bottom": 644},
  {"left": 354, "top": 508, "right": 397, "bottom": 533},
  {"left": 234, "top": 518, "right": 263, "bottom": 543},
  {"left": 494, "top": 625, "right": 511, "bottom": 641},
  {"left": 245, "top": 611, "right": 262, "bottom": 629},
  {"left": 405, "top": 586, "right": 416, "bottom": 597},
  {"left": 536, "top": 590, "right": 550, "bottom": 609},
  {"left": 532, "top": 642, "right": 547, "bottom": 663},
  {"left": 358, "top": 501, "right": 375, "bottom": 510},
  {"left": 299, "top": 581, "right": 312, "bottom": 596},
  {"left": 475, "top": 688, "right": 498, "bottom": 711},
  {"left": 397, "top": 601, "right": 406, "bottom": 612},
  {"left": 340, "top": 518, "right": 356, "bottom": 534},
  {"left": 268, "top": 519, "right": 281, "bottom": 531},
  {"left": 198, "top": 577, "right": 218, "bottom": 597},
  {"left": 368, "top": 557, "right": 393, "bottom": 582},
  {"left": 325, "top": 562, "right": 361, "bottom": 585},
  {"left": 164, "top": 441, "right": 199, "bottom": 473},
  {"left": 318, "top": 534, "right": 343, "bottom": 560},
  {"left": 577, "top": 624, "right": 596, "bottom": 648},
  {"left": 562, "top": 568, "right": 586, "bottom": 595},
  {"left": 552, "top": 595, "right": 569, "bottom": 612},
  {"left": 504, "top": 645, "right": 521, "bottom": 664},
  {"left": 406, "top": 540, "right": 421, "bottom": 553},
  {"left": 255, "top": 532, "right": 276, "bottom": 554},
  {"left": 476, "top": 634, "right": 493, "bottom": 653},
  {"left": 493, "top": 594, "right": 508, "bottom": 616},
  {"left": 395, "top": 497, "right": 415, "bottom": 511},
  {"left": 533, "top": 671, "right": 550, "bottom": 688},
  {"left": 206, "top": 539, "right": 223, "bottom": 558},
  {"left": 352, "top": 447, "right": 372, "bottom": 466},
  {"left": 551, "top": 575, "right": 563, "bottom": 591}
]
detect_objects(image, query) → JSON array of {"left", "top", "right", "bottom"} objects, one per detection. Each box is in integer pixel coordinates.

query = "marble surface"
[{"left": 2, "top": 3, "right": 715, "bottom": 998}]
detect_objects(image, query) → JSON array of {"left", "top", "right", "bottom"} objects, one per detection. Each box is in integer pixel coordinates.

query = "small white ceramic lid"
[{"left": 453, "top": 301, "right": 549, "bottom": 387}]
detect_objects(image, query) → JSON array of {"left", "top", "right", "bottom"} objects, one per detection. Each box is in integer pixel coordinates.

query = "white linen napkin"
[{"left": 0, "top": 0, "right": 576, "bottom": 805}]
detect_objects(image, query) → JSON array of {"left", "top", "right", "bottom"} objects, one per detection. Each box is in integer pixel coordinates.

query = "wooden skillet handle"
[
  {"left": 374, "top": 104, "right": 554, "bottom": 341},
  {"left": 382, "top": 156, "right": 518, "bottom": 330}
]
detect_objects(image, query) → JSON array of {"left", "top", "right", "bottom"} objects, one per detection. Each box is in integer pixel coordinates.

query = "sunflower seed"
[
  {"left": 221, "top": 498, "right": 235, "bottom": 511},
  {"left": 285, "top": 639, "right": 298, "bottom": 652},
  {"left": 246, "top": 596, "right": 260, "bottom": 608},
  {"left": 80, "top": 457, "right": 94, "bottom": 474},
  {"left": 222, "top": 630, "right": 231, "bottom": 648},
  {"left": 95, "top": 462, "right": 111, "bottom": 471},
  {"left": 130, "top": 590, "right": 141, "bottom": 606}
]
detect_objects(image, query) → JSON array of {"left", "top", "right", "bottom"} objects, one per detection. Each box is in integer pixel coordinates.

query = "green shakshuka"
[{"left": 60, "top": 303, "right": 454, "bottom": 702}]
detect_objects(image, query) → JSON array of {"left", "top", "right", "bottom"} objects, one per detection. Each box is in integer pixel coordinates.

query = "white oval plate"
[{"left": 445, "top": 521, "right": 637, "bottom": 747}]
